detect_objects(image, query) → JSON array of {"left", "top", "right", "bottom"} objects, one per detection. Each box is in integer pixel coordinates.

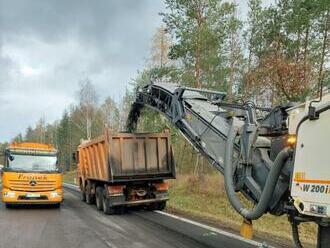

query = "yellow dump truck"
[{"left": 1, "top": 142, "right": 62, "bottom": 207}]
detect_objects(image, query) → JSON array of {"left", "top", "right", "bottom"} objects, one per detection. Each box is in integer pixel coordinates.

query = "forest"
[{"left": 1, "top": 0, "right": 329, "bottom": 176}]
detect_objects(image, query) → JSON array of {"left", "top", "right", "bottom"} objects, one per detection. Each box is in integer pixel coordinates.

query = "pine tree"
[
  {"left": 162, "top": 0, "right": 238, "bottom": 90},
  {"left": 56, "top": 112, "right": 71, "bottom": 171}
]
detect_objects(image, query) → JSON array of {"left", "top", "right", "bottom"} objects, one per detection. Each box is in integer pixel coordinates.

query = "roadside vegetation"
[
  {"left": 2, "top": 0, "right": 328, "bottom": 172},
  {"left": 62, "top": 168, "right": 317, "bottom": 246},
  {"left": 168, "top": 174, "right": 317, "bottom": 247},
  {"left": 63, "top": 171, "right": 77, "bottom": 185},
  {"left": 1, "top": 0, "right": 328, "bottom": 246}
]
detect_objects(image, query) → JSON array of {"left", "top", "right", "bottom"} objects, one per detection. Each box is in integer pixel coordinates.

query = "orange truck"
[
  {"left": 75, "top": 130, "right": 175, "bottom": 214},
  {"left": 1, "top": 142, "right": 63, "bottom": 207}
]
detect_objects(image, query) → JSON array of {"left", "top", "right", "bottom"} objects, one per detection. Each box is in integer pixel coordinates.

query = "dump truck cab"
[{"left": 1, "top": 142, "right": 62, "bottom": 207}]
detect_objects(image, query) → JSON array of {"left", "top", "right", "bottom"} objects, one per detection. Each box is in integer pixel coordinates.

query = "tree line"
[
  {"left": 4, "top": 79, "right": 130, "bottom": 170},
  {"left": 130, "top": 0, "right": 329, "bottom": 175},
  {"left": 1, "top": 0, "right": 329, "bottom": 173}
]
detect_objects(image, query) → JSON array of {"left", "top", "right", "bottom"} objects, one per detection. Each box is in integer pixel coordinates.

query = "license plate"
[{"left": 26, "top": 193, "right": 40, "bottom": 198}]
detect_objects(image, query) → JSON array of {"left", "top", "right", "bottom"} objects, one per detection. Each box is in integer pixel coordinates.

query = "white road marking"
[
  {"left": 154, "top": 211, "right": 273, "bottom": 248},
  {"left": 63, "top": 183, "right": 273, "bottom": 248}
]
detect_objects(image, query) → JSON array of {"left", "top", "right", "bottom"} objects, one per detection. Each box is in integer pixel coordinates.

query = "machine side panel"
[{"left": 291, "top": 110, "right": 330, "bottom": 217}]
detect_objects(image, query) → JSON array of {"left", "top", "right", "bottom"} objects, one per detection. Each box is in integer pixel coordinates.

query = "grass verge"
[
  {"left": 63, "top": 170, "right": 77, "bottom": 185},
  {"left": 62, "top": 171, "right": 316, "bottom": 247},
  {"left": 167, "top": 174, "right": 317, "bottom": 248}
]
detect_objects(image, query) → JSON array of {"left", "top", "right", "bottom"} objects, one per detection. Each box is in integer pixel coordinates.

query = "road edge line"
[
  {"left": 154, "top": 210, "right": 270, "bottom": 247},
  {"left": 63, "top": 183, "right": 272, "bottom": 247},
  {"left": 63, "top": 183, "right": 79, "bottom": 191}
]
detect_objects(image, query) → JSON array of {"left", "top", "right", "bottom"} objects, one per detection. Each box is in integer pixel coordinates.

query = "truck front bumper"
[{"left": 2, "top": 188, "right": 63, "bottom": 204}]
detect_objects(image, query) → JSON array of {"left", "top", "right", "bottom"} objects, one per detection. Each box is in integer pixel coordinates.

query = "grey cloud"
[{"left": 0, "top": 0, "right": 165, "bottom": 142}]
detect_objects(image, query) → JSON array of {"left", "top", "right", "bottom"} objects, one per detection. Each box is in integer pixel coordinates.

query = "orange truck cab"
[{"left": 1, "top": 142, "right": 63, "bottom": 207}]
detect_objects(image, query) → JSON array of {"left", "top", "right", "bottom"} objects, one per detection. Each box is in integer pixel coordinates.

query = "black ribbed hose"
[
  {"left": 292, "top": 221, "right": 304, "bottom": 248},
  {"left": 224, "top": 121, "right": 293, "bottom": 220}
]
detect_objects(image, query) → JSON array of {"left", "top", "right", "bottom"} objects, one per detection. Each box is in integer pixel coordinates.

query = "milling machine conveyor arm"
[
  {"left": 127, "top": 83, "right": 233, "bottom": 174},
  {"left": 127, "top": 83, "right": 291, "bottom": 220}
]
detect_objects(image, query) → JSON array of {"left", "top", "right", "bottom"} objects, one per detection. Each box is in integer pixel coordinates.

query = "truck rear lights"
[
  {"left": 154, "top": 182, "right": 169, "bottom": 191},
  {"left": 108, "top": 185, "right": 125, "bottom": 195}
]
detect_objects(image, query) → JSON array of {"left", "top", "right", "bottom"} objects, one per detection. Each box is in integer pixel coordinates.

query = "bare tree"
[
  {"left": 100, "top": 96, "right": 120, "bottom": 131},
  {"left": 77, "top": 78, "right": 98, "bottom": 140}
]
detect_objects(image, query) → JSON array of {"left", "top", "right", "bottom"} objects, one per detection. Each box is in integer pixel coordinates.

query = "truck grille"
[
  {"left": 18, "top": 195, "right": 48, "bottom": 200},
  {"left": 8, "top": 180, "right": 57, "bottom": 192}
]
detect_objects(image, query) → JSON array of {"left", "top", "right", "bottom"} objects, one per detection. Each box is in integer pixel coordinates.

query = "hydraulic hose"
[
  {"left": 224, "top": 120, "right": 293, "bottom": 220},
  {"left": 291, "top": 221, "right": 304, "bottom": 248}
]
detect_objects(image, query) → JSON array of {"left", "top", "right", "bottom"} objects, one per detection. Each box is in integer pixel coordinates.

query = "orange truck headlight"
[
  {"left": 154, "top": 182, "right": 169, "bottom": 191},
  {"left": 50, "top": 192, "right": 60, "bottom": 198},
  {"left": 4, "top": 191, "right": 15, "bottom": 198}
]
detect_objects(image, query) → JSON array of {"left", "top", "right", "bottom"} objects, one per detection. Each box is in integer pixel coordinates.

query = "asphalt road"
[{"left": 0, "top": 188, "right": 265, "bottom": 248}]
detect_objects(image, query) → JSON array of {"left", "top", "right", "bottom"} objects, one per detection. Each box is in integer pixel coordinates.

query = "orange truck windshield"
[{"left": 7, "top": 154, "right": 57, "bottom": 172}]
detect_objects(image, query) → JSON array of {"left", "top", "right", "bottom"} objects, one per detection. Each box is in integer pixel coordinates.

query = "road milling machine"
[{"left": 127, "top": 82, "right": 330, "bottom": 247}]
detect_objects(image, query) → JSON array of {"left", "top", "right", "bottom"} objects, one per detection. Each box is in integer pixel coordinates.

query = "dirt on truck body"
[{"left": 76, "top": 129, "right": 175, "bottom": 214}]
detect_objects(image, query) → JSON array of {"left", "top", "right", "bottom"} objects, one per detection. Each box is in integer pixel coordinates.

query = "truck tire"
[
  {"left": 157, "top": 201, "right": 166, "bottom": 211},
  {"left": 5, "top": 203, "right": 14, "bottom": 209},
  {"left": 102, "top": 191, "right": 115, "bottom": 215},
  {"left": 80, "top": 189, "right": 86, "bottom": 202},
  {"left": 53, "top": 203, "right": 61, "bottom": 208},
  {"left": 146, "top": 203, "right": 157, "bottom": 211},
  {"left": 86, "top": 191, "right": 95, "bottom": 205},
  {"left": 115, "top": 206, "right": 126, "bottom": 215},
  {"left": 85, "top": 182, "right": 95, "bottom": 205},
  {"left": 96, "top": 187, "right": 104, "bottom": 211},
  {"left": 147, "top": 201, "right": 166, "bottom": 211}
]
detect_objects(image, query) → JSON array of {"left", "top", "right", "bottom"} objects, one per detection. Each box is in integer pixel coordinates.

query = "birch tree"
[{"left": 77, "top": 78, "right": 98, "bottom": 140}]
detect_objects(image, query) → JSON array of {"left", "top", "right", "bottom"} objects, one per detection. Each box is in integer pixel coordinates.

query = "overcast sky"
[
  {"left": 0, "top": 0, "right": 271, "bottom": 143},
  {"left": 0, "top": 0, "right": 167, "bottom": 142}
]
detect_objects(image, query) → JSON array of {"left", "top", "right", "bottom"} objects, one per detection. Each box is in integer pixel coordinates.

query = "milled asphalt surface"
[{"left": 0, "top": 188, "right": 264, "bottom": 248}]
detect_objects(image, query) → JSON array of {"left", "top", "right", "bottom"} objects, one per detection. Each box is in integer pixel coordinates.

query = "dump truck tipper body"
[{"left": 76, "top": 130, "right": 175, "bottom": 214}]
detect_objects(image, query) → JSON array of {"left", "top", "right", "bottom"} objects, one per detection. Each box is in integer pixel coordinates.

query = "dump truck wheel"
[
  {"left": 147, "top": 202, "right": 166, "bottom": 211},
  {"left": 116, "top": 206, "right": 125, "bottom": 215},
  {"left": 80, "top": 189, "right": 86, "bottom": 202},
  {"left": 85, "top": 183, "right": 95, "bottom": 204},
  {"left": 85, "top": 181, "right": 95, "bottom": 204},
  {"left": 102, "top": 191, "right": 115, "bottom": 215},
  {"left": 79, "top": 179, "right": 86, "bottom": 202},
  {"left": 157, "top": 201, "right": 166, "bottom": 210},
  {"left": 146, "top": 203, "right": 157, "bottom": 211},
  {"left": 86, "top": 191, "right": 95, "bottom": 205},
  {"left": 85, "top": 187, "right": 95, "bottom": 205},
  {"left": 96, "top": 187, "right": 104, "bottom": 211}
]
